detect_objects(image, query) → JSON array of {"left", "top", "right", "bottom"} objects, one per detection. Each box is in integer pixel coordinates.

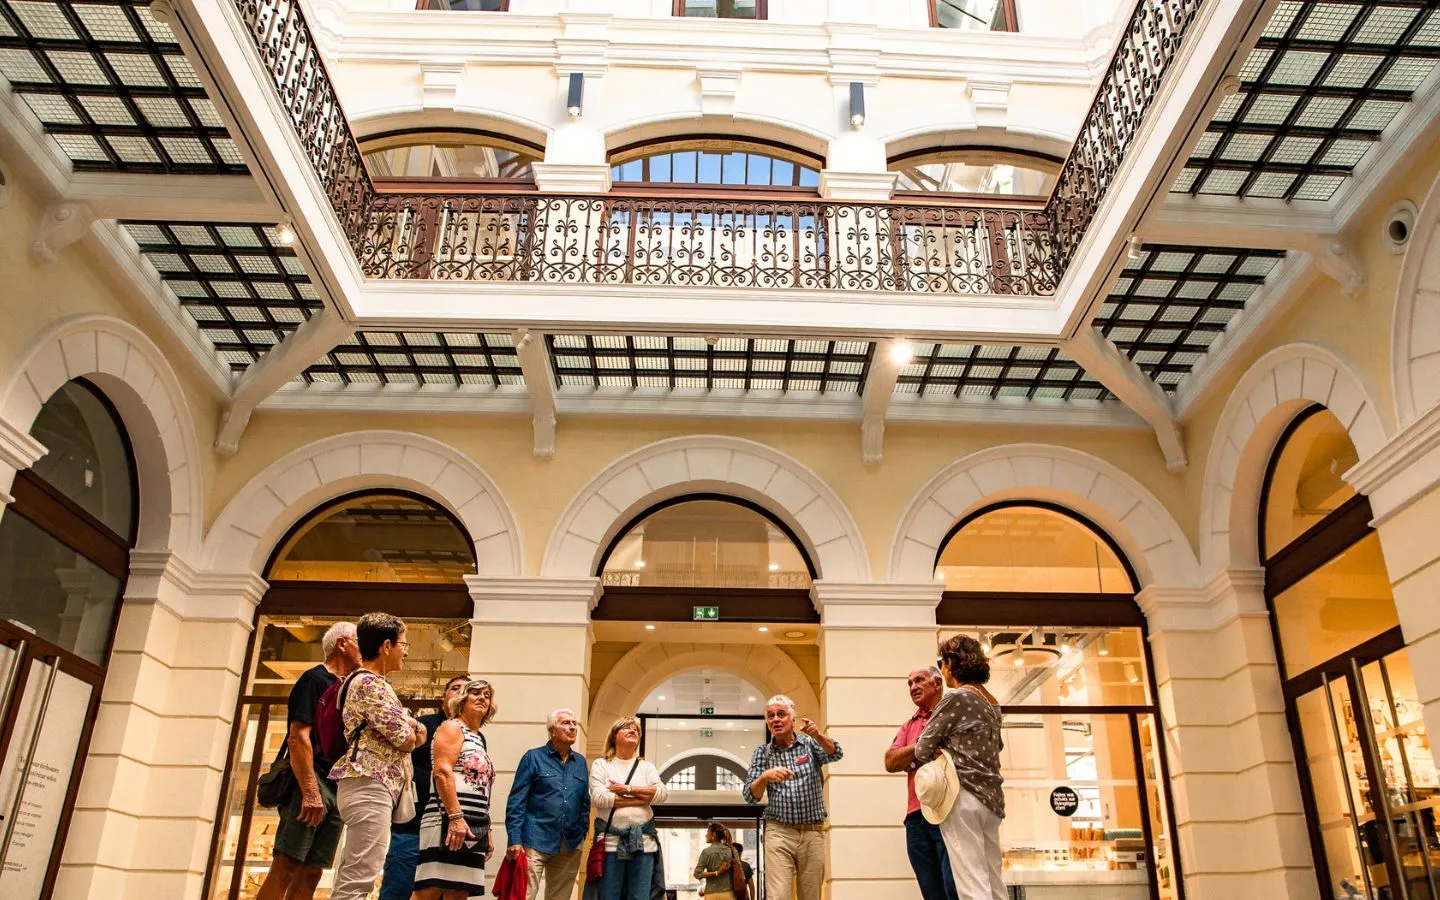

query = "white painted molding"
[
  {"left": 514, "top": 329, "right": 558, "bottom": 459},
  {"left": 1393, "top": 166, "right": 1440, "bottom": 425},
  {"left": 810, "top": 580, "right": 942, "bottom": 630},
  {"left": 531, "top": 162, "right": 611, "bottom": 193},
  {"left": 203, "top": 430, "right": 524, "bottom": 576},
  {"left": 0, "top": 315, "right": 205, "bottom": 562},
  {"left": 30, "top": 201, "right": 96, "bottom": 264},
  {"left": 1197, "top": 342, "right": 1389, "bottom": 575},
  {"left": 125, "top": 550, "right": 267, "bottom": 626},
  {"left": 420, "top": 60, "right": 466, "bottom": 109},
  {"left": 818, "top": 170, "right": 898, "bottom": 202},
  {"left": 1063, "top": 328, "right": 1187, "bottom": 472},
  {"left": 859, "top": 337, "right": 905, "bottom": 464},
  {"left": 0, "top": 417, "right": 47, "bottom": 472},
  {"left": 542, "top": 435, "right": 869, "bottom": 580},
  {"left": 967, "top": 79, "right": 1012, "bottom": 127},
  {"left": 1135, "top": 568, "right": 1266, "bottom": 633},
  {"left": 466, "top": 575, "right": 601, "bottom": 625},
  {"left": 696, "top": 67, "right": 741, "bottom": 117},
  {"left": 1346, "top": 399, "right": 1440, "bottom": 525},
  {"left": 889, "top": 443, "right": 1199, "bottom": 589}
]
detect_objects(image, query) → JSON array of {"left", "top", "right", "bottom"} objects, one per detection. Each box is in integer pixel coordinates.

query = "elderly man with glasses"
[
  {"left": 505, "top": 708, "right": 589, "bottom": 900},
  {"left": 886, "top": 666, "right": 960, "bottom": 900}
]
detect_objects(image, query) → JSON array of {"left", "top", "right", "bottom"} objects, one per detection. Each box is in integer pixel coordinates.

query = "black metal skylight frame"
[
  {"left": 0, "top": 0, "right": 246, "bottom": 174},
  {"left": 1177, "top": 1, "right": 1440, "bottom": 201},
  {"left": 1094, "top": 245, "right": 1287, "bottom": 390},
  {"left": 306, "top": 331, "right": 524, "bottom": 387},
  {"left": 546, "top": 336, "right": 873, "bottom": 393},
  {"left": 121, "top": 221, "right": 319, "bottom": 372},
  {"left": 896, "top": 345, "right": 1109, "bottom": 402}
]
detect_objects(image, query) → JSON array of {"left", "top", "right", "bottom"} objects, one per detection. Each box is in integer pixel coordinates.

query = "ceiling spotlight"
[
  {"left": 783, "top": 630, "right": 806, "bottom": 639},
  {"left": 1098, "top": 634, "right": 1110, "bottom": 656},
  {"left": 645, "top": 624, "right": 655, "bottom": 631},
  {"left": 1126, "top": 663, "right": 1140, "bottom": 684},
  {"left": 657, "top": 695, "right": 666, "bottom": 700},
  {"left": 848, "top": 81, "right": 866, "bottom": 128},
  {"left": 758, "top": 626, "right": 769, "bottom": 633},
  {"left": 768, "top": 562, "right": 780, "bottom": 571},
  {"left": 273, "top": 219, "right": 296, "bottom": 247},
  {"left": 1013, "top": 652, "right": 1025, "bottom": 667},
  {"left": 747, "top": 696, "right": 756, "bottom": 702},
  {"left": 566, "top": 71, "right": 584, "bottom": 118},
  {"left": 678, "top": 721, "right": 688, "bottom": 728},
  {"left": 1059, "top": 635, "right": 1072, "bottom": 655},
  {"left": 634, "top": 560, "right": 646, "bottom": 569},
  {"left": 979, "top": 632, "right": 992, "bottom": 654},
  {"left": 1126, "top": 234, "right": 1143, "bottom": 262},
  {"left": 889, "top": 341, "right": 914, "bottom": 365}
]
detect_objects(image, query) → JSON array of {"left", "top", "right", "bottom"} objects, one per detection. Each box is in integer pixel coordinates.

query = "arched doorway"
[
  {"left": 934, "top": 502, "right": 1184, "bottom": 900},
  {"left": 1264, "top": 407, "right": 1435, "bottom": 899},
  {"left": 0, "top": 378, "right": 136, "bottom": 897},
  {"left": 204, "top": 490, "right": 479, "bottom": 900}
]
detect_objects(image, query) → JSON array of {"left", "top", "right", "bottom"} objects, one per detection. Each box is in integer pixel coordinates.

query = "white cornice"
[
  {"left": 467, "top": 575, "right": 602, "bottom": 625},
  {"left": 1346, "top": 400, "right": 1440, "bottom": 525},
  {"left": 1135, "top": 568, "right": 1267, "bottom": 633},
  {"left": 126, "top": 550, "right": 267, "bottom": 625},
  {"left": 0, "top": 417, "right": 47, "bottom": 472},
  {"left": 810, "top": 580, "right": 942, "bottom": 631}
]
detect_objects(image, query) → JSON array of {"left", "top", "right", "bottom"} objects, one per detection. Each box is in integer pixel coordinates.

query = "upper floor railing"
[{"left": 233, "top": 0, "right": 1207, "bottom": 296}]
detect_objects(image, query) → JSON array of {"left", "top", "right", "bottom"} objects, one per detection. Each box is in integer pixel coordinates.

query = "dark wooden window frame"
[
  {"left": 0, "top": 377, "right": 136, "bottom": 899},
  {"left": 672, "top": 0, "right": 768, "bottom": 21},
  {"left": 202, "top": 488, "right": 479, "bottom": 900},
  {"left": 929, "top": 0, "right": 1018, "bottom": 31},
  {"left": 933, "top": 501, "right": 1184, "bottom": 900}
]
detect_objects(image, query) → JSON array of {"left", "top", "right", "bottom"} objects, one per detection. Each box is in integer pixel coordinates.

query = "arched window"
[
  {"left": 600, "top": 497, "right": 812, "bottom": 590},
  {"left": 891, "top": 149, "right": 1057, "bottom": 196},
  {"left": 930, "top": 0, "right": 1018, "bottom": 31},
  {"left": 1261, "top": 406, "right": 1425, "bottom": 897},
  {"left": 267, "top": 492, "right": 477, "bottom": 584},
  {"left": 610, "top": 139, "right": 821, "bottom": 188},
  {"left": 360, "top": 130, "right": 540, "bottom": 180},
  {"left": 934, "top": 503, "right": 1134, "bottom": 594},
  {"left": 932, "top": 503, "right": 1181, "bottom": 897},
  {"left": 0, "top": 378, "right": 135, "bottom": 895}
]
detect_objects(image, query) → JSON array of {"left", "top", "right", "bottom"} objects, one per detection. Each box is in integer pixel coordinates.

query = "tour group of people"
[{"left": 254, "top": 612, "right": 1005, "bottom": 900}]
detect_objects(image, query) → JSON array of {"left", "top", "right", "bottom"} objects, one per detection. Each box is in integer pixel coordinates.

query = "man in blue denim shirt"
[{"left": 506, "top": 708, "right": 589, "bottom": 900}]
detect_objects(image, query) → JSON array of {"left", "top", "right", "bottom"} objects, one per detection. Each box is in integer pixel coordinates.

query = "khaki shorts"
[{"left": 273, "top": 776, "right": 343, "bottom": 869}]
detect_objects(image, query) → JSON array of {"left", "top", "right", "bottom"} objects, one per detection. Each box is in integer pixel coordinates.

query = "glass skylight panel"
[
  {"left": 1175, "top": 1, "right": 1436, "bottom": 201},
  {"left": 0, "top": 0, "right": 245, "bottom": 173},
  {"left": 895, "top": 345, "right": 1107, "bottom": 401},
  {"left": 1095, "top": 245, "right": 1286, "bottom": 391},
  {"left": 546, "top": 336, "right": 870, "bottom": 393}
]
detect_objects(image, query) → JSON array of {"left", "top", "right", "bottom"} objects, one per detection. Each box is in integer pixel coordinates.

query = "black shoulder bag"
[{"left": 256, "top": 741, "right": 294, "bottom": 808}]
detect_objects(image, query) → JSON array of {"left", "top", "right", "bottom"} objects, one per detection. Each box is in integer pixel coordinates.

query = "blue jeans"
[
  {"left": 378, "top": 830, "right": 420, "bottom": 900},
  {"left": 906, "top": 810, "right": 960, "bottom": 900},
  {"left": 599, "top": 849, "right": 656, "bottom": 900}
]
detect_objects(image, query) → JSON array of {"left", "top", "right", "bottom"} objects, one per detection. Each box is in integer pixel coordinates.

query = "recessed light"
[
  {"left": 678, "top": 721, "right": 688, "bottom": 727},
  {"left": 758, "top": 626, "right": 769, "bottom": 633},
  {"left": 889, "top": 341, "right": 914, "bottom": 365},
  {"left": 657, "top": 695, "right": 666, "bottom": 700},
  {"left": 635, "top": 560, "right": 646, "bottom": 569},
  {"left": 783, "top": 630, "right": 806, "bottom": 639},
  {"left": 768, "top": 562, "right": 780, "bottom": 571},
  {"left": 645, "top": 624, "right": 655, "bottom": 631},
  {"left": 747, "top": 696, "right": 756, "bottom": 702}
]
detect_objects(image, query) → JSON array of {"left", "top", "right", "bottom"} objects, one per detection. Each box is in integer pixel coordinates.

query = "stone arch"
[
  {"left": 1199, "top": 343, "right": 1389, "bottom": 575},
  {"left": 889, "top": 444, "right": 1198, "bottom": 588},
  {"left": 542, "top": 435, "right": 868, "bottom": 580},
  {"left": 349, "top": 108, "right": 551, "bottom": 155},
  {"left": 202, "top": 430, "right": 522, "bottom": 576},
  {"left": 586, "top": 641, "right": 820, "bottom": 760},
  {"left": 0, "top": 315, "right": 204, "bottom": 561},
  {"left": 602, "top": 114, "right": 831, "bottom": 162},
  {"left": 656, "top": 746, "right": 749, "bottom": 779},
  {"left": 1392, "top": 168, "right": 1440, "bottom": 424},
  {"left": 882, "top": 124, "right": 1072, "bottom": 168}
]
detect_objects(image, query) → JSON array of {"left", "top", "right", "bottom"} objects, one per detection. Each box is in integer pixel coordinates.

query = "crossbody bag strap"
[{"left": 600, "top": 758, "right": 643, "bottom": 837}]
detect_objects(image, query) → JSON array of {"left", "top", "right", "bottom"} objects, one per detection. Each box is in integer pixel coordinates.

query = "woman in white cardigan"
[{"left": 588, "top": 717, "right": 668, "bottom": 900}]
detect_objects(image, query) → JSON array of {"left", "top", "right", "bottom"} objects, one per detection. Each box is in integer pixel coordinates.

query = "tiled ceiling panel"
[
  {"left": 895, "top": 345, "right": 1109, "bottom": 401},
  {"left": 0, "top": 0, "right": 246, "bottom": 173},
  {"left": 1095, "top": 245, "right": 1287, "bottom": 390},
  {"left": 547, "top": 336, "right": 874, "bottom": 393},
  {"left": 1175, "top": 1, "right": 1440, "bottom": 200},
  {"left": 307, "top": 332, "right": 524, "bottom": 387},
  {"left": 122, "top": 221, "right": 318, "bottom": 372}
]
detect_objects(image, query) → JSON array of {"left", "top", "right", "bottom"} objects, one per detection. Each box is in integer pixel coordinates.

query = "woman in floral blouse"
[{"left": 329, "top": 612, "right": 427, "bottom": 900}]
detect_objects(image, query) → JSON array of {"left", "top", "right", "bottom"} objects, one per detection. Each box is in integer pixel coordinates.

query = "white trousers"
[
  {"left": 937, "top": 788, "right": 1006, "bottom": 900},
  {"left": 330, "top": 777, "right": 394, "bottom": 900}
]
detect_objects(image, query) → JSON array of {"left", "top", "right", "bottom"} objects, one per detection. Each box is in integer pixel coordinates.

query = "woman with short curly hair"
[{"left": 913, "top": 634, "right": 1006, "bottom": 900}]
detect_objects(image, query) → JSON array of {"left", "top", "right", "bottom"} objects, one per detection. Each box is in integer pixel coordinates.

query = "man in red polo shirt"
[{"left": 885, "top": 666, "right": 960, "bottom": 900}]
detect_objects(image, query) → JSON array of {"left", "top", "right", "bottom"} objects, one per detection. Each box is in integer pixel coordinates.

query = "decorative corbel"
[
  {"left": 514, "top": 329, "right": 558, "bottom": 460},
  {"left": 696, "top": 67, "right": 741, "bottom": 117},
  {"left": 30, "top": 201, "right": 96, "bottom": 264},
  {"left": 1307, "top": 237, "right": 1366, "bottom": 299}
]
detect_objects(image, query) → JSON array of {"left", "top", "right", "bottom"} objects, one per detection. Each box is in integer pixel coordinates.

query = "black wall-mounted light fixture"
[
  {"left": 849, "top": 81, "right": 866, "bottom": 128},
  {"left": 566, "top": 72, "right": 584, "bottom": 118}
]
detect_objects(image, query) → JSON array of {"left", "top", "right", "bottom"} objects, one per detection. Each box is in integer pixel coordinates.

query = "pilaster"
[{"left": 813, "top": 581, "right": 939, "bottom": 900}]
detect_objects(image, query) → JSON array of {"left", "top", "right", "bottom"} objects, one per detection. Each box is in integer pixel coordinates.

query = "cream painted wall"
[
  {"left": 0, "top": 174, "right": 224, "bottom": 544},
  {"left": 214, "top": 411, "right": 1183, "bottom": 578}
]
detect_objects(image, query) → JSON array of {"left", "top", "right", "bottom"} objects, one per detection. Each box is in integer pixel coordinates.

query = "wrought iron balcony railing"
[{"left": 232, "top": 0, "right": 1206, "bottom": 296}]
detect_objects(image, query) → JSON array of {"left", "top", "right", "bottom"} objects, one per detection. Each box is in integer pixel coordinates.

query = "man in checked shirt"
[{"left": 742, "top": 694, "right": 843, "bottom": 900}]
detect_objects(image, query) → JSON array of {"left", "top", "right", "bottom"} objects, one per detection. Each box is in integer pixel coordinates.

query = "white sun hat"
[{"left": 914, "top": 748, "right": 961, "bottom": 825}]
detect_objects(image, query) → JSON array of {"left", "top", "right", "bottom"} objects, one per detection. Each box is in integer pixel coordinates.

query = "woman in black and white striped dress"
[{"left": 414, "top": 678, "right": 497, "bottom": 899}]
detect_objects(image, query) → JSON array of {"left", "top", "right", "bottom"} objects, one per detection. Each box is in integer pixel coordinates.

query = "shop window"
[
  {"left": 267, "top": 492, "right": 477, "bottom": 584},
  {"left": 673, "top": 0, "right": 766, "bottom": 20},
  {"left": 360, "top": 130, "right": 538, "bottom": 180},
  {"left": 27, "top": 380, "right": 136, "bottom": 541},
  {"left": 610, "top": 139, "right": 820, "bottom": 188},
  {"left": 1271, "top": 532, "right": 1398, "bottom": 679},
  {"left": 666, "top": 766, "right": 697, "bottom": 791},
  {"left": 415, "top": 0, "right": 508, "bottom": 11},
  {"left": 600, "top": 498, "right": 812, "bottom": 589},
  {"left": 891, "top": 149, "right": 1056, "bottom": 196},
  {"left": 930, "top": 0, "right": 1018, "bottom": 31},
  {"left": 1262, "top": 407, "right": 1359, "bottom": 559},
  {"left": 933, "top": 504, "right": 1134, "bottom": 593}
]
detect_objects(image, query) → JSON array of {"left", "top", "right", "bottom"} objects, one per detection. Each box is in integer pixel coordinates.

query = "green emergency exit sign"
[{"left": 692, "top": 606, "right": 719, "bottom": 621}]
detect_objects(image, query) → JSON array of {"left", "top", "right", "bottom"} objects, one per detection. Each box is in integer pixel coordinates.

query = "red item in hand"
[{"left": 493, "top": 852, "right": 529, "bottom": 900}]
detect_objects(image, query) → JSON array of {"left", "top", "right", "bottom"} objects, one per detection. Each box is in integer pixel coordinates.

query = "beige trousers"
[
  {"left": 763, "top": 822, "right": 824, "bottom": 900},
  {"left": 524, "top": 845, "right": 583, "bottom": 900},
  {"left": 329, "top": 777, "right": 393, "bottom": 900}
]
